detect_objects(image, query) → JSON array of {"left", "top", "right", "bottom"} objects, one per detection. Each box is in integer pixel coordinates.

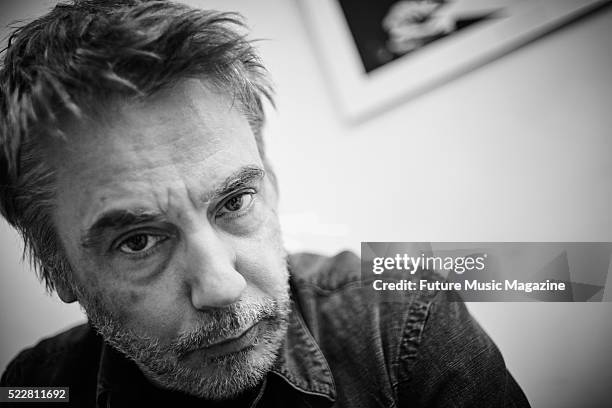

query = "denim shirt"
[{"left": 1, "top": 251, "right": 530, "bottom": 407}]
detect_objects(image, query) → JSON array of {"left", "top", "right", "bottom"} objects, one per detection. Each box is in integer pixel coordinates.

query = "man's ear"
[{"left": 55, "top": 281, "right": 77, "bottom": 303}]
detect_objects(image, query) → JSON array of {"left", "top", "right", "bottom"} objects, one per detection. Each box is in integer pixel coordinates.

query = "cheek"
[
  {"left": 89, "top": 274, "right": 187, "bottom": 342},
  {"left": 235, "top": 214, "right": 288, "bottom": 295}
]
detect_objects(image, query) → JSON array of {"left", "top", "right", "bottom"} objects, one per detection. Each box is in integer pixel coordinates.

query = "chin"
[{"left": 151, "top": 321, "right": 288, "bottom": 400}]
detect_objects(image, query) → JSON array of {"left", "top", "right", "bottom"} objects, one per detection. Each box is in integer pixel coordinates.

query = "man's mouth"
[{"left": 181, "top": 321, "right": 262, "bottom": 362}]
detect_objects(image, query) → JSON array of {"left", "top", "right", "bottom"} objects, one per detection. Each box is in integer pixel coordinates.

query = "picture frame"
[{"left": 297, "top": 0, "right": 611, "bottom": 123}]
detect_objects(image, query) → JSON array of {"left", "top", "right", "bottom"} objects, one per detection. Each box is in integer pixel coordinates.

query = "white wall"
[{"left": 1, "top": 1, "right": 611, "bottom": 407}]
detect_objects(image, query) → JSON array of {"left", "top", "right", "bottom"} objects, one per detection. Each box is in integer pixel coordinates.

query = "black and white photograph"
[
  {"left": 338, "top": 0, "right": 505, "bottom": 73},
  {"left": 299, "top": 0, "right": 610, "bottom": 120},
  {"left": 1, "top": 0, "right": 611, "bottom": 407}
]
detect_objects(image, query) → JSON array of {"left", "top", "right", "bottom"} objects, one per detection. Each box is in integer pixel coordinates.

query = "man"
[{"left": 0, "top": 1, "right": 530, "bottom": 407}]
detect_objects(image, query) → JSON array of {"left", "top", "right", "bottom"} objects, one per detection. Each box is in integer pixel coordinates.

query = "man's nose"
[{"left": 183, "top": 228, "right": 247, "bottom": 310}]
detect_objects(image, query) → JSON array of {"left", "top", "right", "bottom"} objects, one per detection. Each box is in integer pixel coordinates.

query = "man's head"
[{"left": 0, "top": 0, "right": 290, "bottom": 400}]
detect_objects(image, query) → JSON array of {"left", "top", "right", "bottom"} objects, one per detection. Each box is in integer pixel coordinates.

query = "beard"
[{"left": 71, "top": 276, "right": 291, "bottom": 400}]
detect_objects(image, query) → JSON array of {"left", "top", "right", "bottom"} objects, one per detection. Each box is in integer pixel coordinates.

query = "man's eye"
[
  {"left": 218, "top": 192, "right": 254, "bottom": 216},
  {"left": 118, "top": 234, "right": 166, "bottom": 254}
]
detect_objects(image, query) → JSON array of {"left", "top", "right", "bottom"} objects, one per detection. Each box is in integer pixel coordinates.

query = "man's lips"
[{"left": 181, "top": 321, "right": 262, "bottom": 361}]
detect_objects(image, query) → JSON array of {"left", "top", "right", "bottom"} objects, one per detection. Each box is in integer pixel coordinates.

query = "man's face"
[{"left": 49, "top": 79, "right": 290, "bottom": 399}]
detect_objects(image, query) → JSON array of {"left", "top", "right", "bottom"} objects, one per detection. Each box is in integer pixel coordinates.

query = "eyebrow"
[
  {"left": 204, "top": 165, "right": 265, "bottom": 204},
  {"left": 80, "top": 165, "right": 265, "bottom": 249}
]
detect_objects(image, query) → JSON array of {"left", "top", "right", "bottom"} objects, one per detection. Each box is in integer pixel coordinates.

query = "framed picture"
[{"left": 298, "top": 0, "right": 611, "bottom": 122}]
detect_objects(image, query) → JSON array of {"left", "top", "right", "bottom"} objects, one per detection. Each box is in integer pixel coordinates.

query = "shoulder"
[
  {"left": 288, "top": 249, "right": 443, "bottom": 307},
  {"left": 288, "top": 251, "right": 529, "bottom": 406},
  {"left": 288, "top": 251, "right": 443, "bottom": 404},
  {"left": 397, "top": 290, "right": 531, "bottom": 406},
  {"left": 1, "top": 323, "right": 101, "bottom": 387},
  {"left": 288, "top": 249, "right": 442, "bottom": 320},
  {"left": 289, "top": 250, "right": 362, "bottom": 290}
]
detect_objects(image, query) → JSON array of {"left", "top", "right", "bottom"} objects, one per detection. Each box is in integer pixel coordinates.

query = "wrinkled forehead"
[
  {"left": 45, "top": 78, "right": 257, "bottom": 172},
  {"left": 49, "top": 78, "right": 259, "bottom": 196},
  {"left": 55, "top": 80, "right": 234, "bottom": 145}
]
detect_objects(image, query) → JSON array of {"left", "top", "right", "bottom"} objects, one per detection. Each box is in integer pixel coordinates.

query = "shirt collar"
[
  {"left": 95, "top": 302, "right": 336, "bottom": 407},
  {"left": 270, "top": 302, "right": 336, "bottom": 402}
]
